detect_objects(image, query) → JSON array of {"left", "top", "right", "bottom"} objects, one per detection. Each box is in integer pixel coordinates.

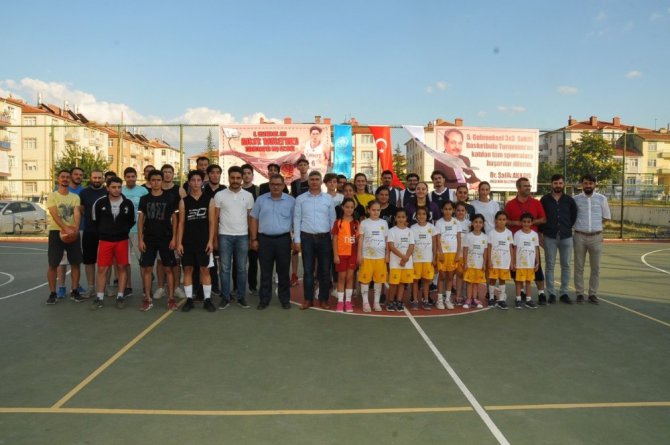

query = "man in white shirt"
[
  {"left": 214, "top": 166, "right": 255, "bottom": 309},
  {"left": 573, "top": 173, "right": 611, "bottom": 305}
]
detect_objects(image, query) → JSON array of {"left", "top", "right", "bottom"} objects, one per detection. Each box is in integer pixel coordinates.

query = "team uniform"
[
  {"left": 138, "top": 192, "right": 178, "bottom": 268},
  {"left": 487, "top": 228, "right": 514, "bottom": 281},
  {"left": 358, "top": 219, "right": 388, "bottom": 284},
  {"left": 462, "top": 232, "right": 488, "bottom": 284},
  {"left": 181, "top": 193, "right": 212, "bottom": 268},
  {"left": 332, "top": 219, "right": 359, "bottom": 272},
  {"left": 410, "top": 223, "right": 435, "bottom": 281},
  {"left": 513, "top": 230, "right": 539, "bottom": 283},
  {"left": 387, "top": 226, "right": 415, "bottom": 285},
  {"left": 455, "top": 218, "right": 470, "bottom": 273},
  {"left": 435, "top": 217, "right": 459, "bottom": 272}
]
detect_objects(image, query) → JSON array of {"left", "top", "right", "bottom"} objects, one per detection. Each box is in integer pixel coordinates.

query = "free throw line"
[{"left": 640, "top": 249, "right": 670, "bottom": 276}]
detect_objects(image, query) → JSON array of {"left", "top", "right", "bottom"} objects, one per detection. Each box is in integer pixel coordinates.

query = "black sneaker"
[
  {"left": 70, "top": 289, "right": 87, "bottom": 303},
  {"left": 559, "top": 294, "right": 572, "bottom": 305},
  {"left": 488, "top": 298, "right": 496, "bottom": 307},
  {"left": 497, "top": 300, "right": 509, "bottom": 310},
  {"left": 576, "top": 294, "right": 585, "bottom": 304},
  {"left": 429, "top": 283, "right": 437, "bottom": 293},
  {"left": 588, "top": 295, "right": 599, "bottom": 305},
  {"left": 386, "top": 301, "right": 396, "bottom": 312},
  {"left": 115, "top": 297, "right": 126, "bottom": 309},
  {"left": 237, "top": 298, "right": 250, "bottom": 309},
  {"left": 46, "top": 292, "right": 58, "bottom": 305},
  {"left": 515, "top": 300, "right": 523, "bottom": 309},
  {"left": 538, "top": 293, "right": 546, "bottom": 305},
  {"left": 203, "top": 299, "right": 216, "bottom": 312},
  {"left": 182, "top": 298, "right": 195, "bottom": 312},
  {"left": 525, "top": 299, "right": 537, "bottom": 309},
  {"left": 396, "top": 301, "right": 405, "bottom": 312},
  {"left": 548, "top": 294, "right": 557, "bottom": 304},
  {"left": 218, "top": 299, "right": 230, "bottom": 310},
  {"left": 123, "top": 288, "right": 133, "bottom": 298},
  {"left": 90, "top": 298, "right": 104, "bottom": 310}
]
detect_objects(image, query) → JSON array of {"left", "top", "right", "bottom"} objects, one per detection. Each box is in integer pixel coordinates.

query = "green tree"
[
  {"left": 53, "top": 145, "right": 110, "bottom": 185},
  {"left": 206, "top": 129, "right": 216, "bottom": 160},
  {"left": 392, "top": 144, "right": 407, "bottom": 182},
  {"left": 566, "top": 132, "right": 622, "bottom": 184}
]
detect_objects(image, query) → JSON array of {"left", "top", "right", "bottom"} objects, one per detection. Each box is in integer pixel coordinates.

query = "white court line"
[
  {"left": 0, "top": 272, "right": 70, "bottom": 301},
  {"left": 0, "top": 272, "right": 15, "bottom": 287},
  {"left": 0, "top": 245, "right": 48, "bottom": 252},
  {"left": 404, "top": 309, "right": 510, "bottom": 445},
  {"left": 640, "top": 249, "right": 670, "bottom": 276}
]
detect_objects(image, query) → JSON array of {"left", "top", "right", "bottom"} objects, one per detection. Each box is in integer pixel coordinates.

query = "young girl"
[
  {"left": 462, "top": 214, "right": 488, "bottom": 309},
  {"left": 453, "top": 201, "right": 470, "bottom": 305},
  {"left": 332, "top": 198, "right": 359, "bottom": 313},
  {"left": 358, "top": 200, "right": 389, "bottom": 312},
  {"left": 387, "top": 209, "right": 415, "bottom": 312},
  {"left": 487, "top": 211, "right": 514, "bottom": 309},
  {"left": 512, "top": 212, "right": 539, "bottom": 309},
  {"left": 435, "top": 201, "right": 458, "bottom": 310},
  {"left": 410, "top": 207, "right": 437, "bottom": 311}
]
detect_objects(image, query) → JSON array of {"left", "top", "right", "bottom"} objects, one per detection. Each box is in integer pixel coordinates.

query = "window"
[
  {"left": 161, "top": 149, "right": 166, "bottom": 157},
  {"left": 361, "top": 135, "right": 374, "bottom": 144},
  {"left": 629, "top": 159, "right": 638, "bottom": 167},
  {"left": 24, "top": 182, "right": 37, "bottom": 193},
  {"left": 362, "top": 167, "right": 374, "bottom": 177},
  {"left": 648, "top": 143, "right": 657, "bottom": 152},
  {"left": 8, "top": 155, "right": 15, "bottom": 169},
  {"left": 108, "top": 140, "right": 113, "bottom": 148},
  {"left": 107, "top": 155, "right": 114, "bottom": 162},
  {"left": 23, "top": 117, "right": 36, "bottom": 126},
  {"left": 23, "top": 138, "right": 37, "bottom": 149},
  {"left": 642, "top": 175, "right": 654, "bottom": 185},
  {"left": 23, "top": 161, "right": 37, "bottom": 171},
  {"left": 625, "top": 177, "right": 636, "bottom": 185},
  {"left": 361, "top": 150, "right": 373, "bottom": 161},
  {"left": 648, "top": 159, "right": 656, "bottom": 167}
]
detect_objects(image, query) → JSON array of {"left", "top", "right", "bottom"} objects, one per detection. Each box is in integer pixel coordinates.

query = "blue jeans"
[
  {"left": 544, "top": 234, "right": 573, "bottom": 296},
  {"left": 218, "top": 235, "right": 249, "bottom": 301},
  {"left": 301, "top": 233, "right": 332, "bottom": 302}
]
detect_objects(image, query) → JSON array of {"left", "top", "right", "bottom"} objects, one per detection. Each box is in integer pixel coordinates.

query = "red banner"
[{"left": 368, "top": 126, "right": 404, "bottom": 189}]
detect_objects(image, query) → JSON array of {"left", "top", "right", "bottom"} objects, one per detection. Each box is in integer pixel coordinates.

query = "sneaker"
[
  {"left": 168, "top": 299, "right": 178, "bottom": 311},
  {"left": 56, "top": 286, "right": 66, "bottom": 299},
  {"left": 429, "top": 283, "right": 437, "bottom": 293},
  {"left": 559, "top": 294, "right": 572, "bottom": 305},
  {"left": 515, "top": 300, "right": 523, "bottom": 309},
  {"left": 153, "top": 287, "right": 166, "bottom": 300},
  {"left": 373, "top": 303, "right": 382, "bottom": 312},
  {"left": 436, "top": 298, "right": 445, "bottom": 310},
  {"left": 90, "top": 298, "right": 104, "bottom": 310},
  {"left": 182, "top": 298, "right": 195, "bottom": 312},
  {"left": 497, "top": 300, "right": 509, "bottom": 310},
  {"left": 115, "top": 297, "right": 126, "bottom": 309},
  {"left": 237, "top": 298, "right": 250, "bottom": 309},
  {"left": 576, "top": 294, "right": 585, "bottom": 304},
  {"left": 46, "top": 292, "right": 58, "bottom": 305},
  {"left": 488, "top": 298, "right": 496, "bottom": 307},
  {"left": 290, "top": 274, "right": 299, "bottom": 287},
  {"left": 445, "top": 299, "right": 455, "bottom": 310},
  {"left": 421, "top": 300, "right": 432, "bottom": 311},
  {"left": 588, "top": 295, "right": 599, "bottom": 305},
  {"left": 475, "top": 301, "right": 483, "bottom": 309},
  {"left": 140, "top": 299, "right": 153, "bottom": 312},
  {"left": 548, "top": 294, "right": 557, "bottom": 304},
  {"left": 84, "top": 287, "right": 97, "bottom": 299},
  {"left": 203, "top": 299, "right": 216, "bottom": 312},
  {"left": 174, "top": 287, "right": 186, "bottom": 300},
  {"left": 396, "top": 301, "right": 405, "bottom": 312},
  {"left": 411, "top": 300, "right": 419, "bottom": 310},
  {"left": 386, "top": 301, "right": 396, "bottom": 312},
  {"left": 455, "top": 297, "right": 464, "bottom": 306},
  {"left": 538, "top": 293, "right": 547, "bottom": 306},
  {"left": 336, "top": 301, "right": 344, "bottom": 312},
  {"left": 344, "top": 301, "right": 354, "bottom": 313},
  {"left": 427, "top": 296, "right": 435, "bottom": 306},
  {"left": 362, "top": 302, "right": 372, "bottom": 313},
  {"left": 123, "top": 288, "right": 133, "bottom": 298},
  {"left": 70, "top": 289, "right": 87, "bottom": 303},
  {"left": 463, "top": 303, "right": 470, "bottom": 309},
  {"left": 218, "top": 299, "right": 230, "bottom": 310},
  {"left": 525, "top": 299, "right": 537, "bottom": 309}
]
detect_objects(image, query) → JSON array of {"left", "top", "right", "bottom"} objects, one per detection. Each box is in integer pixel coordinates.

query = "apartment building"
[
  {"left": 150, "top": 138, "right": 182, "bottom": 175},
  {"left": 617, "top": 128, "right": 670, "bottom": 191},
  {"left": 0, "top": 97, "right": 22, "bottom": 198}
]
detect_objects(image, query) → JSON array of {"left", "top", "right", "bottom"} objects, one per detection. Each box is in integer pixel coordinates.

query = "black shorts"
[
  {"left": 82, "top": 231, "right": 100, "bottom": 265},
  {"left": 180, "top": 246, "right": 210, "bottom": 268},
  {"left": 140, "top": 239, "right": 177, "bottom": 268},
  {"left": 48, "top": 230, "right": 83, "bottom": 267},
  {"left": 510, "top": 264, "right": 545, "bottom": 282}
]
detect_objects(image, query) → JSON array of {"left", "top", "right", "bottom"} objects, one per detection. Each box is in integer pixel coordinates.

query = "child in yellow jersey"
[
  {"left": 487, "top": 210, "right": 514, "bottom": 310},
  {"left": 435, "top": 201, "right": 458, "bottom": 309},
  {"left": 462, "top": 214, "right": 488, "bottom": 309},
  {"left": 357, "top": 200, "right": 388, "bottom": 312},
  {"left": 410, "top": 207, "right": 436, "bottom": 311},
  {"left": 386, "top": 209, "right": 415, "bottom": 312}
]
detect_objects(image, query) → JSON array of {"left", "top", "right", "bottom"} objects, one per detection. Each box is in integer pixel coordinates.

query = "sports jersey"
[
  {"left": 182, "top": 193, "right": 212, "bottom": 247},
  {"left": 138, "top": 191, "right": 177, "bottom": 242},
  {"left": 455, "top": 218, "right": 470, "bottom": 255},
  {"left": 513, "top": 230, "right": 539, "bottom": 269},
  {"left": 388, "top": 226, "right": 414, "bottom": 270},
  {"left": 487, "top": 228, "right": 514, "bottom": 269},
  {"left": 331, "top": 219, "right": 358, "bottom": 256},
  {"left": 410, "top": 222, "right": 435, "bottom": 263},
  {"left": 463, "top": 232, "right": 487, "bottom": 269},
  {"left": 435, "top": 217, "right": 459, "bottom": 253},
  {"left": 360, "top": 218, "right": 388, "bottom": 260}
]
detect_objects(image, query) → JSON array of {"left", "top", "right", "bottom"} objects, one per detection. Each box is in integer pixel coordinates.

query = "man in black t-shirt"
[
  {"left": 290, "top": 158, "right": 310, "bottom": 197},
  {"left": 79, "top": 169, "right": 107, "bottom": 298},
  {"left": 138, "top": 170, "right": 178, "bottom": 312}
]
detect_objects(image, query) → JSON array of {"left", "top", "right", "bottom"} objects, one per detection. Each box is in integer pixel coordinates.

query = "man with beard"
[
  {"left": 540, "top": 174, "right": 577, "bottom": 304},
  {"left": 430, "top": 170, "right": 451, "bottom": 210},
  {"left": 398, "top": 173, "right": 419, "bottom": 207},
  {"left": 573, "top": 174, "right": 611, "bottom": 305},
  {"left": 78, "top": 169, "right": 107, "bottom": 299},
  {"left": 56, "top": 166, "right": 85, "bottom": 299},
  {"left": 375, "top": 170, "right": 400, "bottom": 206}
]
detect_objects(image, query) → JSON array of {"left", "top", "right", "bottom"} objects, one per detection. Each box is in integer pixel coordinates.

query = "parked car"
[{"left": 0, "top": 200, "right": 48, "bottom": 234}]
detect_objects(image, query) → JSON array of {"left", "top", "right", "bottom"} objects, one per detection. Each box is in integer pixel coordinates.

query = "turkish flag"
[{"left": 368, "top": 126, "right": 405, "bottom": 189}]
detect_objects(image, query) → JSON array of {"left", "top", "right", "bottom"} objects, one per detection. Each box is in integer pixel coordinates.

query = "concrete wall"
[{"left": 610, "top": 204, "right": 670, "bottom": 227}]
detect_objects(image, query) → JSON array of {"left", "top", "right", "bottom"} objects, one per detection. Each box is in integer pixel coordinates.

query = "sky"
[{"left": 2, "top": 0, "right": 669, "bottom": 155}]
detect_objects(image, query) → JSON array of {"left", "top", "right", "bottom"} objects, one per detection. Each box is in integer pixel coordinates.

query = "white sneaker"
[
  {"left": 174, "top": 287, "right": 186, "bottom": 300},
  {"left": 363, "top": 303, "right": 372, "bottom": 313},
  {"left": 446, "top": 298, "right": 455, "bottom": 310},
  {"left": 373, "top": 303, "right": 382, "bottom": 312},
  {"left": 436, "top": 298, "right": 445, "bottom": 310},
  {"left": 153, "top": 287, "right": 166, "bottom": 300},
  {"left": 476, "top": 302, "right": 483, "bottom": 309}
]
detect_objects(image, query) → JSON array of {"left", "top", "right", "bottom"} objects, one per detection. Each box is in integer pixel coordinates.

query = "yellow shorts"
[
  {"left": 389, "top": 268, "right": 415, "bottom": 285},
  {"left": 463, "top": 268, "right": 487, "bottom": 284},
  {"left": 358, "top": 258, "right": 387, "bottom": 284},
  {"left": 489, "top": 268, "right": 511, "bottom": 281},
  {"left": 438, "top": 253, "right": 457, "bottom": 272},
  {"left": 515, "top": 268, "right": 535, "bottom": 282},
  {"left": 413, "top": 262, "right": 435, "bottom": 280}
]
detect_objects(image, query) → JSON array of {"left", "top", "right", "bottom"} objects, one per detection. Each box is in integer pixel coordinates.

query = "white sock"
[
  {"left": 373, "top": 284, "right": 382, "bottom": 303},
  {"left": 337, "top": 292, "right": 344, "bottom": 303},
  {"left": 345, "top": 289, "right": 353, "bottom": 302},
  {"left": 184, "top": 285, "right": 193, "bottom": 299},
  {"left": 498, "top": 284, "right": 506, "bottom": 297},
  {"left": 117, "top": 292, "right": 123, "bottom": 299},
  {"left": 526, "top": 295, "right": 532, "bottom": 301},
  {"left": 96, "top": 292, "right": 104, "bottom": 300},
  {"left": 516, "top": 295, "right": 522, "bottom": 301},
  {"left": 488, "top": 285, "right": 496, "bottom": 297},
  {"left": 438, "top": 293, "right": 445, "bottom": 300},
  {"left": 203, "top": 285, "right": 211, "bottom": 300},
  {"left": 361, "top": 286, "right": 370, "bottom": 305},
  {"left": 445, "top": 290, "right": 452, "bottom": 301}
]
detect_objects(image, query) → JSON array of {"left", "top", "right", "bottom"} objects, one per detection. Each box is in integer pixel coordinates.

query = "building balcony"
[
  {"left": 657, "top": 168, "right": 670, "bottom": 176},
  {"left": 90, "top": 137, "right": 102, "bottom": 147},
  {"left": 660, "top": 151, "right": 670, "bottom": 160},
  {"left": 0, "top": 140, "right": 10, "bottom": 150},
  {"left": 64, "top": 132, "right": 80, "bottom": 142},
  {"left": 0, "top": 113, "right": 11, "bottom": 126}
]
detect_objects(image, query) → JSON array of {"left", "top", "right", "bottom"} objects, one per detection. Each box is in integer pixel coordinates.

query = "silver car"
[{"left": 0, "top": 200, "right": 48, "bottom": 234}]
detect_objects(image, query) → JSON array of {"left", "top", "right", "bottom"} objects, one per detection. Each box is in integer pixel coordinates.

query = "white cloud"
[
  {"left": 497, "top": 106, "right": 508, "bottom": 112},
  {"left": 497, "top": 105, "right": 525, "bottom": 114},
  {"left": 510, "top": 106, "right": 526, "bottom": 113},
  {"left": 625, "top": 70, "right": 642, "bottom": 79},
  {"left": 557, "top": 85, "right": 578, "bottom": 95}
]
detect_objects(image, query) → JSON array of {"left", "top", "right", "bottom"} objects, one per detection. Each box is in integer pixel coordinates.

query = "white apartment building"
[{"left": 0, "top": 97, "right": 22, "bottom": 198}]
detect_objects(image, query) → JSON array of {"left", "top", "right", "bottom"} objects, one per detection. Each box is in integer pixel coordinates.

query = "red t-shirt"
[{"left": 504, "top": 196, "right": 546, "bottom": 234}]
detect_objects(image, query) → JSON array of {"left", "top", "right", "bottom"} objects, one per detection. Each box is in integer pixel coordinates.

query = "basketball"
[{"left": 59, "top": 231, "right": 79, "bottom": 244}]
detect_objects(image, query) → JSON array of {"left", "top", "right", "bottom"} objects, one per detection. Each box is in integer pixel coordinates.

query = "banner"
[
  {"left": 219, "top": 124, "right": 331, "bottom": 182},
  {"left": 368, "top": 126, "right": 405, "bottom": 189},
  {"left": 332, "top": 125, "right": 352, "bottom": 177}
]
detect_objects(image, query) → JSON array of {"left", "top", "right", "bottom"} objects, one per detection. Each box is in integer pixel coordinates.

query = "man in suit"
[{"left": 434, "top": 128, "right": 480, "bottom": 190}]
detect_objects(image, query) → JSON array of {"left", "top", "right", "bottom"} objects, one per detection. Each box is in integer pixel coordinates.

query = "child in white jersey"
[
  {"left": 435, "top": 201, "right": 457, "bottom": 310},
  {"left": 512, "top": 212, "right": 539, "bottom": 309},
  {"left": 357, "top": 200, "right": 388, "bottom": 312},
  {"left": 462, "top": 214, "right": 488, "bottom": 309},
  {"left": 487, "top": 210, "right": 514, "bottom": 309},
  {"left": 410, "top": 207, "right": 436, "bottom": 311},
  {"left": 453, "top": 201, "right": 470, "bottom": 305},
  {"left": 387, "top": 209, "right": 415, "bottom": 312}
]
